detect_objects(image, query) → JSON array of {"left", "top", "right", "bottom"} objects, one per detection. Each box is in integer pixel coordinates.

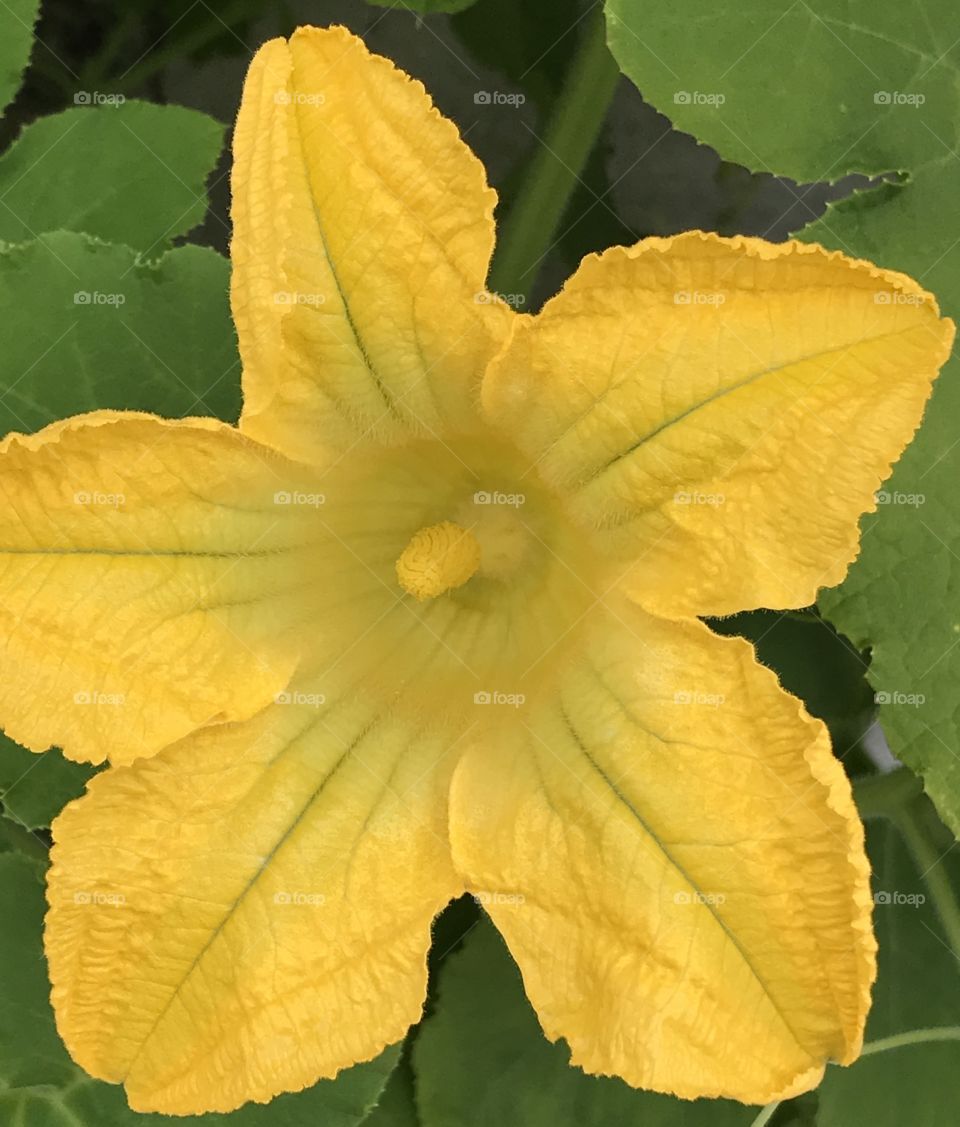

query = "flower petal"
[
  {"left": 449, "top": 598, "right": 875, "bottom": 1103},
  {"left": 231, "top": 26, "right": 509, "bottom": 464},
  {"left": 46, "top": 690, "right": 461, "bottom": 1114},
  {"left": 482, "top": 232, "right": 954, "bottom": 616},
  {"left": 0, "top": 411, "right": 314, "bottom": 764}
]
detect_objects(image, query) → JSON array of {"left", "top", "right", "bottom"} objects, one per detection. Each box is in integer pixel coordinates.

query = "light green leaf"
[
  {"left": 816, "top": 819, "right": 960, "bottom": 1123},
  {"left": 413, "top": 916, "right": 754, "bottom": 1127},
  {"left": 0, "top": 0, "right": 38, "bottom": 115},
  {"left": 0, "top": 733, "right": 95, "bottom": 830},
  {"left": 0, "top": 102, "right": 225, "bottom": 250},
  {"left": 0, "top": 849, "right": 399, "bottom": 1126},
  {"left": 603, "top": 0, "right": 960, "bottom": 833},
  {"left": 0, "top": 231, "right": 240, "bottom": 437}
]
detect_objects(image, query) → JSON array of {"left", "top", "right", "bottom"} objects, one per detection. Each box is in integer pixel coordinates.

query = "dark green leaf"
[
  {"left": 365, "top": 0, "right": 479, "bottom": 13},
  {"left": 816, "top": 819, "right": 960, "bottom": 1123},
  {"left": 362, "top": 1051, "right": 420, "bottom": 1127},
  {"left": 0, "top": 732, "right": 94, "bottom": 830}
]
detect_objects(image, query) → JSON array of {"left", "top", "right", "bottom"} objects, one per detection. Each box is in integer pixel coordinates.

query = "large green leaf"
[
  {"left": 0, "top": 850, "right": 398, "bottom": 1126},
  {"left": 0, "top": 102, "right": 224, "bottom": 250},
  {"left": 412, "top": 916, "right": 754, "bottom": 1127},
  {"left": 0, "top": 0, "right": 37, "bottom": 115},
  {"left": 0, "top": 231, "right": 240, "bottom": 437},
  {"left": 0, "top": 733, "right": 94, "bottom": 830},
  {"left": 816, "top": 819, "right": 960, "bottom": 1123},
  {"left": 603, "top": 0, "right": 960, "bottom": 832}
]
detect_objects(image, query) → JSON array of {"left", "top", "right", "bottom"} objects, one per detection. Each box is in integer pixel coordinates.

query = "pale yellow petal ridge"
[
  {"left": 46, "top": 687, "right": 462, "bottom": 1113},
  {"left": 448, "top": 600, "right": 875, "bottom": 1103},
  {"left": 231, "top": 26, "right": 510, "bottom": 464},
  {"left": 0, "top": 410, "right": 316, "bottom": 764},
  {"left": 481, "top": 231, "right": 954, "bottom": 617}
]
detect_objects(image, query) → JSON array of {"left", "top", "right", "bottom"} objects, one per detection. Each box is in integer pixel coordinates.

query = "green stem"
[
  {"left": 892, "top": 796, "right": 960, "bottom": 961},
  {"left": 750, "top": 1026, "right": 960, "bottom": 1126},
  {"left": 749, "top": 1103, "right": 780, "bottom": 1127},
  {"left": 487, "top": 10, "right": 619, "bottom": 302},
  {"left": 853, "top": 766, "right": 923, "bottom": 820},
  {"left": 861, "top": 1026, "right": 960, "bottom": 1056}
]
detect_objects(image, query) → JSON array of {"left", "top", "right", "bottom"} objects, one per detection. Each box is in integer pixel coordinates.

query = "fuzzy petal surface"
[
  {"left": 482, "top": 232, "right": 954, "bottom": 616},
  {"left": 46, "top": 689, "right": 462, "bottom": 1113},
  {"left": 231, "top": 26, "right": 509, "bottom": 464},
  {"left": 0, "top": 411, "right": 318, "bottom": 764},
  {"left": 449, "top": 599, "right": 875, "bottom": 1103}
]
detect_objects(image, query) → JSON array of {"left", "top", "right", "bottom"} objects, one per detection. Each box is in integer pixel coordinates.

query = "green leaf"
[
  {"left": 412, "top": 916, "right": 755, "bottom": 1127},
  {"left": 362, "top": 1051, "right": 419, "bottom": 1127},
  {"left": 815, "top": 819, "right": 960, "bottom": 1124},
  {"left": 0, "top": 732, "right": 94, "bottom": 830},
  {"left": 0, "top": 0, "right": 37, "bottom": 115},
  {"left": 0, "top": 231, "right": 240, "bottom": 437},
  {"left": 603, "top": 0, "right": 960, "bottom": 833},
  {"left": 0, "top": 102, "right": 225, "bottom": 251},
  {"left": 0, "top": 849, "right": 398, "bottom": 1125}
]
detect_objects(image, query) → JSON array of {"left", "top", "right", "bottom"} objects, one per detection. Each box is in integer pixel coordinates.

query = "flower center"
[
  {"left": 288, "top": 431, "right": 603, "bottom": 722},
  {"left": 395, "top": 521, "right": 481, "bottom": 601}
]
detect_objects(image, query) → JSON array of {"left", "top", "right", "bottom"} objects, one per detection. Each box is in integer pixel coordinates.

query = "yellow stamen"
[{"left": 396, "top": 521, "right": 481, "bottom": 601}]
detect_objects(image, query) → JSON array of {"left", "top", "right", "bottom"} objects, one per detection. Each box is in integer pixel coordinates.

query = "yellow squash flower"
[{"left": 0, "top": 24, "right": 952, "bottom": 1117}]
